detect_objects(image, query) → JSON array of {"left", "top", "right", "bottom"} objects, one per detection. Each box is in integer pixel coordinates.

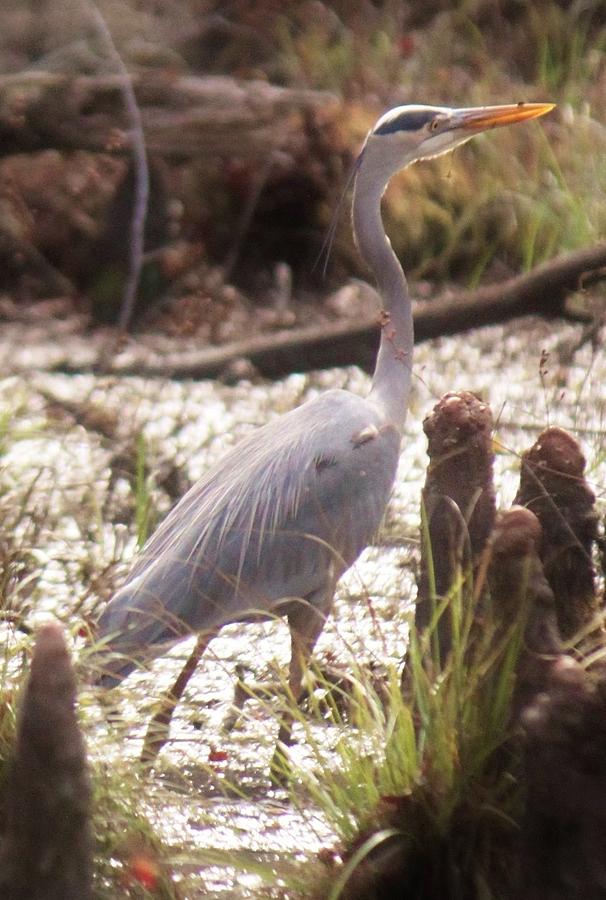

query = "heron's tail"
[{"left": 85, "top": 580, "right": 183, "bottom": 688}]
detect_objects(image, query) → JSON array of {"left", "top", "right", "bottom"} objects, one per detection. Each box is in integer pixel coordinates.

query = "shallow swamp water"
[{"left": 1, "top": 313, "right": 605, "bottom": 897}]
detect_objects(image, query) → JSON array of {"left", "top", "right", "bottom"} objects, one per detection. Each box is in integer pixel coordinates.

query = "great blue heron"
[{"left": 91, "top": 101, "right": 554, "bottom": 764}]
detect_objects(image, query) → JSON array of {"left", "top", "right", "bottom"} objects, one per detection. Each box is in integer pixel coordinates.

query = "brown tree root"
[
  {"left": 519, "top": 657, "right": 606, "bottom": 900},
  {"left": 415, "top": 390, "right": 497, "bottom": 662},
  {"left": 487, "top": 506, "right": 561, "bottom": 713},
  {"left": 0, "top": 624, "right": 92, "bottom": 900},
  {"left": 514, "top": 426, "right": 599, "bottom": 639}
]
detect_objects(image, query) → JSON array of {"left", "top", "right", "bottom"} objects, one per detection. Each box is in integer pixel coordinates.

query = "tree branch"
[
  {"left": 83, "top": 240, "right": 606, "bottom": 380},
  {"left": 5, "top": 241, "right": 604, "bottom": 381}
]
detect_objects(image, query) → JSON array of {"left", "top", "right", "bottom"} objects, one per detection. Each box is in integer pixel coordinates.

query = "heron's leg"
[
  {"left": 141, "top": 630, "right": 216, "bottom": 763},
  {"left": 270, "top": 589, "right": 332, "bottom": 781},
  {"left": 222, "top": 663, "right": 264, "bottom": 732}
]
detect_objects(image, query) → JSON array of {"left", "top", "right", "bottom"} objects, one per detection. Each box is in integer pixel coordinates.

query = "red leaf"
[
  {"left": 128, "top": 853, "right": 160, "bottom": 891},
  {"left": 208, "top": 747, "right": 229, "bottom": 763}
]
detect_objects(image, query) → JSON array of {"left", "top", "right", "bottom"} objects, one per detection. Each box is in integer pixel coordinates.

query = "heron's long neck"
[{"left": 352, "top": 164, "right": 412, "bottom": 432}]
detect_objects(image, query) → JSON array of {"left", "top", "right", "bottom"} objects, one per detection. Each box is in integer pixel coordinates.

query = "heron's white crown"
[{"left": 368, "top": 104, "right": 474, "bottom": 165}]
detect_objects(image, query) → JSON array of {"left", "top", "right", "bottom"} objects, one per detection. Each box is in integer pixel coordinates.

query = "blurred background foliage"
[{"left": 0, "top": 0, "right": 604, "bottom": 328}]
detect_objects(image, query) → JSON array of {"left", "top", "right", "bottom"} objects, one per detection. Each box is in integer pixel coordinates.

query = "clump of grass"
[
  {"left": 530, "top": 1, "right": 606, "bottom": 102},
  {"left": 92, "top": 763, "right": 179, "bottom": 898},
  {"left": 135, "top": 431, "right": 154, "bottom": 548},
  {"left": 0, "top": 640, "right": 22, "bottom": 802},
  {"left": 0, "top": 397, "right": 40, "bottom": 790},
  {"left": 293, "top": 564, "right": 528, "bottom": 898},
  {"left": 0, "top": 403, "right": 46, "bottom": 791},
  {"left": 272, "top": 6, "right": 402, "bottom": 94}
]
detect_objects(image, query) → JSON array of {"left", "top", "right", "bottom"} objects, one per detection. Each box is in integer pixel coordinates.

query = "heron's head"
[{"left": 360, "top": 102, "right": 554, "bottom": 182}]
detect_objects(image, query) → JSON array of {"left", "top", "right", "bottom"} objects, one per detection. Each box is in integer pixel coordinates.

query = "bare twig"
[{"left": 87, "top": 1, "right": 149, "bottom": 334}]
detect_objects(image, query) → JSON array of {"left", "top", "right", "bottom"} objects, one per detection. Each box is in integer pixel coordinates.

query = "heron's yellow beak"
[{"left": 457, "top": 102, "right": 556, "bottom": 130}]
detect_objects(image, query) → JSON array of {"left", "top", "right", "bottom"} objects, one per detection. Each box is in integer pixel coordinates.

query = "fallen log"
[
  {"left": 41, "top": 239, "right": 606, "bottom": 380},
  {"left": 0, "top": 71, "right": 335, "bottom": 159}
]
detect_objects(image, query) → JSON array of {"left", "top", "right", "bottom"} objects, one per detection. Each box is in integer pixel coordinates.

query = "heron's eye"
[{"left": 428, "top": 118, "right": 441, "bottom": 132}]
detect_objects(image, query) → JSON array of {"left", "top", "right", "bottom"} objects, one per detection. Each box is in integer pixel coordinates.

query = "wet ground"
[{"left": 1, "top": 313, "right": 604, "bottom": 897}]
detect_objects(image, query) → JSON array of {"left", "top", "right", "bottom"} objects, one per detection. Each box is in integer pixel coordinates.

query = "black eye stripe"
[{"left": 374, "top": 110, "right": 436, "bottom": 135}]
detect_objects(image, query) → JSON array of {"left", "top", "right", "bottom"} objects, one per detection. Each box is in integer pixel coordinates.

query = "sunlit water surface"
[{"left": 1, "top": 315, "right": 605, "bottom": 897}]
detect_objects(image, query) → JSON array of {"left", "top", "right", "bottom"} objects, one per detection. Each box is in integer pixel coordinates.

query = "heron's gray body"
[{"left": 96, "top": 389, "right": 400, "bottom": 684}]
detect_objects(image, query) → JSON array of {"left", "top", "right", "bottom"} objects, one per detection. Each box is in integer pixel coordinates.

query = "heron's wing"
[{"left": 95, "top": 390, "right": 400, "bottom": 670}]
